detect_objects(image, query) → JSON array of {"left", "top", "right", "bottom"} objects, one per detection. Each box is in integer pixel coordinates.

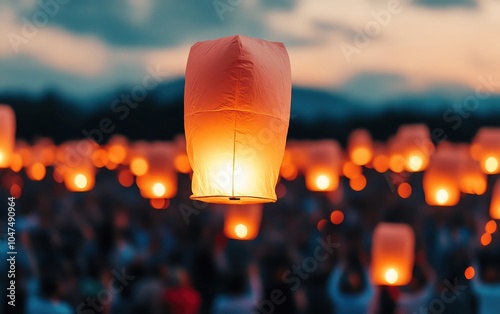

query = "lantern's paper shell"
[
  {"left": 371, "top": 223, "right": 415, "bottom": 286},
  {"left": 184, "top": 35, "right": 291, "bottom": 204},
  {"left": 0, "top": 105, "right": 16, "bottom": 168}
]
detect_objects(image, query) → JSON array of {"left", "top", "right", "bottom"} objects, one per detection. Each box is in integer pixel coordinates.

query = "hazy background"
[{"left": 0, "top": 0, "right": 499, "bottom": 141}]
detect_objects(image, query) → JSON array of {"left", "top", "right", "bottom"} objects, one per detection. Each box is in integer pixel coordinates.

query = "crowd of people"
[{"left": 1, "top": 167, "right": 500, "bottom": 314}]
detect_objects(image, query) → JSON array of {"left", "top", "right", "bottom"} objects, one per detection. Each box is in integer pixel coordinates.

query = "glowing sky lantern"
[
  {"left": 107, "top": 135, "right": 129, "bottom": 165},
  {"left": 457, "top": 144, "right": 486, "bottom": 195},
  {"left": 423, "top": 144, "right": 461, "bottom": 206},
  {"left": 371, "top": 223, "right": 415, "bottom": 286},
  {"left": 57, "top": 141, "right": 97, "bottom": 192},
  {"left": 136, "top": 142, "right": 177, "bottom": 199},
  {"left": 472, "top": 128, "right": 500, "bottom": 174},
  {"left": 391, "top": 124, "right": 433, "bottom": 172},
  {"left": 223, "top": 203, "right": 263, "bottom": 240},
  {"left": 184, "top": 35, "right": 291, "bottom": 204},
  {"left": 0, "top": 105, "right": 16, "bottom": 168},
  {"left": 490, "top": 179, "right": 500, "bottom": 220},
  {"left": 348, "top": 129, "right": 373, "bottom": 166},
  {"left": 302, "top": 140, "right": 342, "bottom": 192}
]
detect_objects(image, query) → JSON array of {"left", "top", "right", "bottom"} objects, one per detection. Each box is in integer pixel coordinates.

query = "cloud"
[{"left": 413, "top": 0, "right": 478, "bottom": 9}]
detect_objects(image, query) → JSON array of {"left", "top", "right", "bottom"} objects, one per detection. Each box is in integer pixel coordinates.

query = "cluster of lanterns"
[{"left": 1, "top": 35, "right": 499, "bottom": 285}]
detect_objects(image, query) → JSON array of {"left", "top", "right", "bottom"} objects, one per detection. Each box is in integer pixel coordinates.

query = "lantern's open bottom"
[{"left": 190, "top": 195, "right": 276, "bottom": 205}]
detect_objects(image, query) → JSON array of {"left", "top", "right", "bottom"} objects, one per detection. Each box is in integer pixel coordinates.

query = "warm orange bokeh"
[
  {"left": 330, "top": 210, "right": 344, "bottom": 225},
  {"left": 223, "top": 204, "right": 263, "bottom": 240}
]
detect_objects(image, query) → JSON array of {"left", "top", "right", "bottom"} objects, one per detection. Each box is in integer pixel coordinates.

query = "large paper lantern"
[
  {"left": 303, "top": 140, "right": 342, "bottom": 192},
  {"left": 136, "top": 142, "right": 177, "bottom": 199},
  {"left": 348, "top": 129, "right": 373, "bottom": 166},
  {"left": 423, "top": 144, "right": 461, "bottom": 206},
  {"left": 0, "top": 105, "right": 16, "bottom": 168},
  {"left": 184, "top": 35, "right": 291, "bottom": 204},
  {"left": 371, "top": 223, "right": 415, "bottom": 286},
  {"left": 223, "top": 204, "right": 263, "bottom": 240},
  {"left": 490, "top": 179, "right": 500, "bottom": 220},
  {"left": 471, "top": 128, "right": 500, "bottom": 174}
]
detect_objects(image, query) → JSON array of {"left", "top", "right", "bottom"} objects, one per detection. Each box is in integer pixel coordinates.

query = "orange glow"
[
  {"left": 389, "top": 155, "right": 405, "bottom": 173},
  {"left": 385, "top": 268, "right": 399, "bottom": 284},
  {"left": 351, "top": 147, "right": 372, "bottom": 166},
  {"left": 343, "top": 161, "right": 362, "bottom": 179},
  {"left": 348, "top": 129, "right": 373, "bottom": 166},
  {"left": 489, "top": 179, "right": 500, "bottom": 219},
  {"left": 464, "top": 266, "right": 475, "bottom": 280},
  {"left": 224, "top": 204, "right": 263, "bottom": 240},
  {"left": 485, "top": 220, "right": 497, "bottom": 234},
  {"left": 481, "top": 233, "right": 492, "bottom": 246},
  {"left": 280, "top": 163, "right": 298, "bottom": 181},
  {"left": 118, "top": 169, "right": 134, "bottom": 188},
  {"left": 174, "top": 154, "right": 191, "bottom": 174},
  {"left": 483, "top": 156, "right": 499, "bottom": 174},
  {"left": 26, "top": 162, "right": 46, "bottom": 181},
  {"left": 407, "top": 154, "right": 423, "bottom": 172},
  {"left": 330, "top": 210, "right": 344, "bottom": 225},
  {"left": 470, "top": 143, "right": 482, "bottom": 161},
  {"left": 371, "top": 223, "right": 415, "bottom": 286},
  {"left": 0, "top": 105, "right": 15, "bottom": 168},
  {"left": 398, "top": 183, "right": 412, "bottom": 199},
  {"left": 9, "top": 154, "right": 23, "bottom": 172},
  {"left": 91, "top": 149, "right": 109, "bottom": 168},
  {"left": 74, "top": 174, "right": 88, "bottom": 189},
  {"left": 373, "top": 155, "right": 389, "bottom": 173},
  {"left": 350, "top": 175, "right": 367, "bottom": 191},
  {"left": 130, "top": 158, "right": 148, "bottom": 176},
  {"left": 108, "top": 144, "right": 127, "bottom": 164},
  {"left": 306, "top": 170, "right": 338, "bottom": 192},
  {"left": 150, "top": 198, "right": 170, "bottom": 210},
  {"left": 185, "top": 35, "right": 291, "bottom": 204}
]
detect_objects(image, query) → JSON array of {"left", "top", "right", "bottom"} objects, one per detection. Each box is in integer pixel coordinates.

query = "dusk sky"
[{"left": 0, "top": 0, "right": 499, "bottom": 103}]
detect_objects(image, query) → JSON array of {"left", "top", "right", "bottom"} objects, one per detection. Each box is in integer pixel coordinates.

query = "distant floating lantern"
[
  {"left": 107, "top": 135, "right": 129, "bottom": 165},
  {"left": 390, "top": 124, "right": 433, "bottom": 172},
  {"left": 371, "top": 223, "right": 415, "bottom": 286},
  {"left": 490, "top": 179, "right": 500, "bottom": 220},
  {"left": 280, "top": 149, "right": 298, "bottom": 181},
  {"left": 223, "top": 203, "right": 263, "bottom": 240},
  {"left": 348, "top": 129, "right": 373, "bottom": 166},
  {"left": 372, "top": 143, "right": 389, "bottom": 173},
  {"left": 57, "top": 141, "right": 96, "bottom": 192},
  {"left": 423, "top": 145, "right": 461, "bottom": 206},
  {"left": 136, "top": 143, "right": 177, "bottom": 199},
  {"left": 472, "top": 128, "right": 500, "bottom": 174},
  {"left": 303, "top": 140, "right": 342, "bottom": 192},
  {"left": 457, "top": 145, "right": 486, "bottom": 195},
  {"left": 0, "top": 105, "right": 16, "bottom": 168},
  {"left": 184, "top": 35, "right": 291, "bottom": 204}
]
